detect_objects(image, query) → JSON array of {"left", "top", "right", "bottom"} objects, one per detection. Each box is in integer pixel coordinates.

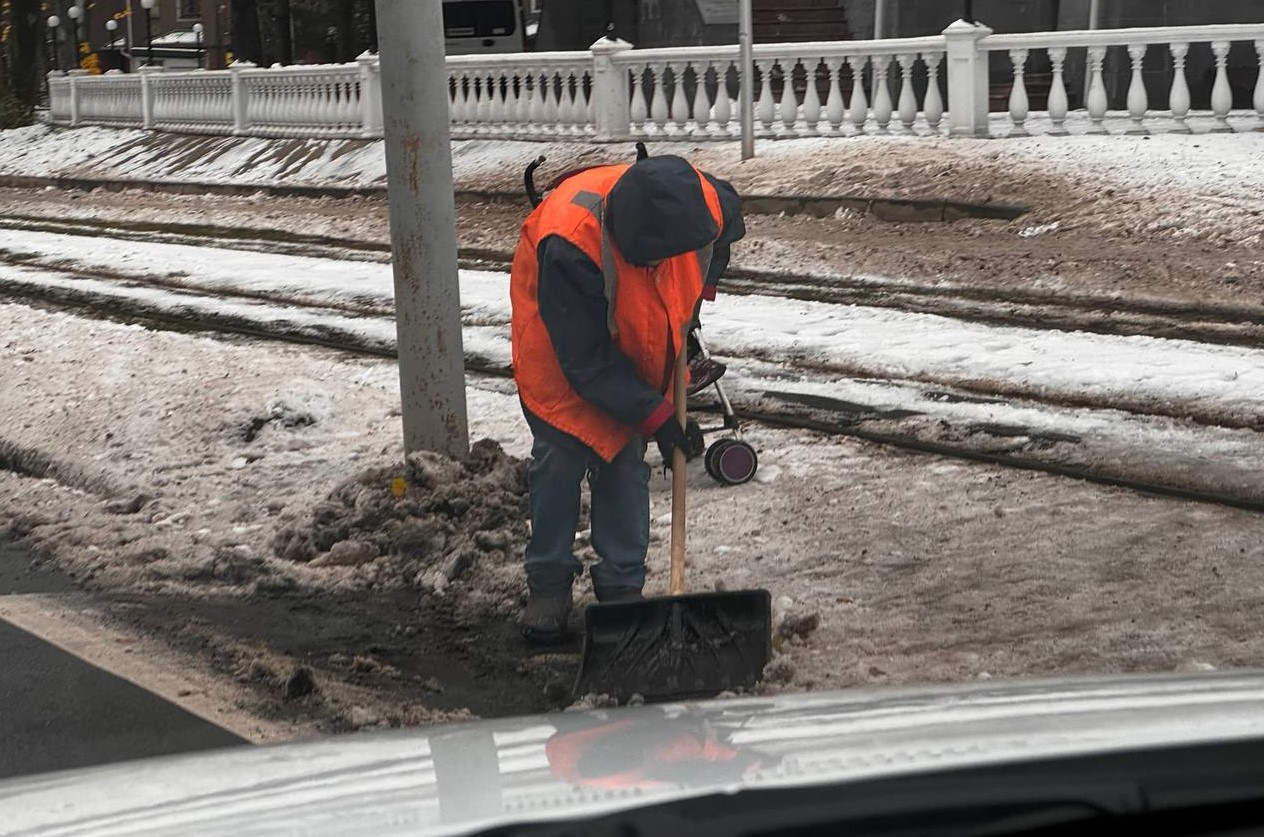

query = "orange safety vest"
[{"left": 511, "top": 164, "right": 724, "bottom": 462}]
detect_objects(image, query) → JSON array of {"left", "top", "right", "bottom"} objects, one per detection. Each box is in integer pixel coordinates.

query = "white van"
[{"left": 443, "top": 0, "right": 527, "bottom": 54}]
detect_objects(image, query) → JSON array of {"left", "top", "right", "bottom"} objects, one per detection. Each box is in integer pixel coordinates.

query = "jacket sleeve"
[
  {"left": 701, "top": 173, "right": 747, "bottom": 300},
  {"left": 536, "top": 235, "right": 673, "bottom": 434}
]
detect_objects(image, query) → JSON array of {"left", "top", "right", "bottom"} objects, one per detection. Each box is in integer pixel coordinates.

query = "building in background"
[{"left": 77, "top": 0, "right": 229, "bottom": 70}]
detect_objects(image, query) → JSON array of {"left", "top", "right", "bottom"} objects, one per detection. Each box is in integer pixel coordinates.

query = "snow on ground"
[
  {"left": 4, "top": 227, "right": 1264, "bottom": 427},
  {"left": 2, "top": 115, "right": 1262, "bottom": 200},
  {"left": 4, "top": 299, "right": 1264, "bottom": 732}
]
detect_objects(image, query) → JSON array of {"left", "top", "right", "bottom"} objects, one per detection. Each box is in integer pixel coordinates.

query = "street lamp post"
[
  {"left": 140, "top": 0, "right": 156, "bottom": 66},
  {"left": 963, "top": 0, "right": 975, "bottom": 24},
  {"left": 47, "top": 15, "right": 62, "bottom": 72},
  {"left": 105, "top": 18, "right": 118, "bottom": 67},
  {"left": 193, "top": 22, "right": 204, "bottom": 68},
  {"left": 67, "top": 4, "right": 83, "bottom": 68}
]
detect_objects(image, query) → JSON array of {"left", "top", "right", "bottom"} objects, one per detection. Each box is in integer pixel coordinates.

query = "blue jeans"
[{"left": 522, "top": 409, "right": 650, "bottom": 597}]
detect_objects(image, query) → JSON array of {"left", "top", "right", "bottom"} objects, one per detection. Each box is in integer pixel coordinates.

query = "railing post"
[
  {"left": 138, "top": 65, "right": 161, "bottom": 129},
  {"left": 47, "top": 71, "right": 65, "bottom": 124},
  {"left": 229, "top": 60, "right": 256, "bottom": 135},
  {"left": 943, "top": 18, "right": 993, "bottom": 138},
  {"left": 590, "top": 36, "right": 634, "bottom": 141},
  {"left": 357, "top": 51, "right": 383, "bottom": 137},
  {"left": 67, "top": 68, "right": 90, "bottom": 127}
]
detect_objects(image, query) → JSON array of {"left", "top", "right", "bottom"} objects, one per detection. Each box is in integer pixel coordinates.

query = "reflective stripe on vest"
[{"left": 570, "top": 189, "right": 622, "bottom": 339}]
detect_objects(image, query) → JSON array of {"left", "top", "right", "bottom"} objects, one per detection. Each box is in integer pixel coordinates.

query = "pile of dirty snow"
[{"left": 272, "top": 439, "right": 530, "bottom": 615}]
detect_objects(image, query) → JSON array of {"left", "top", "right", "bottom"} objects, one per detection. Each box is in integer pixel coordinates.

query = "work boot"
[
  {"left": 594, "top": 586, "right": 644, "bottom": 604},
  {"left": 687, "top": 357, "right": 727, "bottom": 396},
  {"left": 519, "top": 588, "right": 572, "bottom": 644}
]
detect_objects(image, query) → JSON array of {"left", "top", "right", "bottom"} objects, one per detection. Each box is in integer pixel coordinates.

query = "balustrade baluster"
[
  {"left": 776, "top": 58, "right": 799, "bottom": 137},
  {"left": 563, "top": 70, "right": 580, "bottom": 135},
  {"left": 755, "top": 59, "right": 776, "bottom": 137},
  {"left": 846, "top": 55, "right": 869, "bottom": 134},
  {"left": 530, "top": 70, "right": 549, "bottom": 134},
  {"left": 487, "top": 71, "right": 504, "bottom": 135},
  {"left": 322, "top": 76, "right": 335, "bottom": 131},
  {"left": 662, "top": 63, "right": 682, "bottom": 135},
  {"left": 802, "top": 58, "right": 822, "bottom": 136},
  {"left": 471, "top": 74, "right": 488, "bottom": 130},
  {"left": 584, "top": 71, "right": 596, "bottom": 134},
  {"left": 513, "top": 71, "right": 530, "bottom": 134},
  {"left": 447, "top": 72, "right": 462, "bottom": 127},
  {"left": 664, "top": 62, "right": 686, "bottom": 135},
  {"left": 1086, "top": 45, "right": 1109, "bottom": 134},
  {"left": 548, "top": 71, "right": 566, "bottom": 136},
  {"left": 462, "top": 72, "right": 477, "bottom": 130},
  {"left": 629, "top": 64, "right": 649, "bottom": 137},
  {"left": 494, "top": 72, "right": 509, "bottom": 133},
  {"left": 1047, "top": 47, "right": 1068, "bottom": 136},
  {"left": 872, "top": 54, "right": 893, "bottom": 134},
  {"left": 649, "top": 63, "right": 669, "bottom": 135},
  {"left": 1157, "top": 42, "right": 1188, "bottom": 133},
  {"left": 346, "top": 77, "right": 361, "bottom": 128},
  {"left": 896, "top": 53, "right": 918, "bottom": 134},
  {"left": 1256, "top": 40, "right": 1264, "bottom": 130},
  {"left": 712, "top": 61, "right": 733, "bottom": 137},
  {"left": 1008, "top": 48, "right": 1030, "bottom": 137},
  {"left": 922, "top": 52, "right": 944, "bottom": 134},
  {"left": 546, "top": 71, "right": 565, "bottom": 135},
  {"left": 1211, "top": 41, "right": 1234, "bottom": 132},
  {"left": 1126, "top": 44, "right": 1149, "bottom": 134},
  {"left": 571, "top": 70, "right": 588, "bottom": 135},
  {"left": 823, "top": 58, "right": 845, "bottom": 135},
  {"left": 691, "top": 62, "right": 713, "bottom": 138}
]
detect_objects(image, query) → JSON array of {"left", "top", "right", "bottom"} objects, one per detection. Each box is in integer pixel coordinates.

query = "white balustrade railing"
[
  {"left": 613, "top": 36, "right": 947, "bottom": 140},
  {"left": 45, "top": 21, "right": 1264, "bottom": 142},
  {"left": 240, "top": 63, "right": 364, "bottom": 137},
  {"left": 150, "top": 70, "right": 234, "bottom": 133},
  {"left": 983, "top": 24, "right": 1264, "bottom": 137},
  {"left": 447, "top": 51, "right": 595, "bottom": 139}
]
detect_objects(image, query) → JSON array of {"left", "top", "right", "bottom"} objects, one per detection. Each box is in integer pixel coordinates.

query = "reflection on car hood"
[{"left": 5, "top": 672, "right": 1264, "bottom": 836}]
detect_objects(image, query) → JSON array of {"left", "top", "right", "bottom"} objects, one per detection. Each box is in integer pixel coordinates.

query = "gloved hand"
[{"left": 654, "top": 416, "right": 704, "bottom": 467}]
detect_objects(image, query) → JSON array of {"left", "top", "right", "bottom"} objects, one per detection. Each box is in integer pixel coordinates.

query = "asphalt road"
[{"left": 0, "top": 540, "right": 248, "bottom": 780}]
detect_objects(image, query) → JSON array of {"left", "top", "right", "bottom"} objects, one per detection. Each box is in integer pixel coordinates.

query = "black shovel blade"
[{"left": 574, "top": 590, "right": 772, "bottom": 704}]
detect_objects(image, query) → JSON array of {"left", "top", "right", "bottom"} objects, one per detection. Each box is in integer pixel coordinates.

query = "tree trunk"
[
  {"left": 275, "top": 0, "right": 294, "bottom": 65},
  {"left": 8, "top": 0, "right": 42, "bottom": 106},
  {"left": 337, "top": 0, "right": 356, "bottom": 62},
  {"left": 231, "top": 0, "right": 264, "bottom": 64}
]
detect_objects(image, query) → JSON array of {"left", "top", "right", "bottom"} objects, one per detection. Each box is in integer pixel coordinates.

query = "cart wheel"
[
  {"left": 713, "top": 440, "right": 759, "bottom": 486},
  {"left": 704, "top": 438, "right": 733, "bottom": 483}
]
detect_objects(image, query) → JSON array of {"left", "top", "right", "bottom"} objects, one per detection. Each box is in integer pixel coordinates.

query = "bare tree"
[
  {"left": 4, "top": 0, "right": 41, "bottom": 112},
  {"left": 231, "top": 0, "right": 264, "bottom": 64},
  {"left": 275, "top": 0, "right": 294, "bottom": 64}
]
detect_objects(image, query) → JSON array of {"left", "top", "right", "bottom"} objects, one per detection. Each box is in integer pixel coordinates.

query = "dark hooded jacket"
[{"left": 531, "top": 156, "right": 746, "bottom": 437}]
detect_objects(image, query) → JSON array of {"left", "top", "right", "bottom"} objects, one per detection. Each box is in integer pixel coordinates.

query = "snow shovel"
[{"left": 574, "top": 348, "right": 772, "bottom": 703}]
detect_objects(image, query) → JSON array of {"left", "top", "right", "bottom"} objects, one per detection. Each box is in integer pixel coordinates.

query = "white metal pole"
[
  {"left": 739, "top": 0, "right": 754, "bottom": 160},
  {"left": 874, "top": 0, "right": 885, "bottom": 39},
  {"left": 374, "top": 0, "right": 470, "bottom": 458}
]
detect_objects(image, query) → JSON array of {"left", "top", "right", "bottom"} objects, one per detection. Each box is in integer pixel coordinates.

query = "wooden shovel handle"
[{"left": 670, "top": 347, "right": 688, "bottom": 596}]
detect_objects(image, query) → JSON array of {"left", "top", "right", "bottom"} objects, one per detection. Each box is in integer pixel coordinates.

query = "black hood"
[{"left": 606, "top": 156, "right": 719, "bottom": 267}]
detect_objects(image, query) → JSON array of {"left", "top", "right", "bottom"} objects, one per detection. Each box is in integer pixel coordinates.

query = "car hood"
[{"left": 4, "top": 671, "right": 1264, "bottom": 836}]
